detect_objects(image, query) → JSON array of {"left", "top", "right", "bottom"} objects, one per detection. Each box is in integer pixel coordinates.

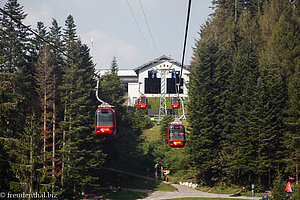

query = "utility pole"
[{"left": 157, "top": 64, "right": 175, "bottom": 125}]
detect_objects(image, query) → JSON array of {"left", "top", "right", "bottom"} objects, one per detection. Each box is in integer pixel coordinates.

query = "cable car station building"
[{"left": 97, "top": 55, "right": 190, "bottom": 106}]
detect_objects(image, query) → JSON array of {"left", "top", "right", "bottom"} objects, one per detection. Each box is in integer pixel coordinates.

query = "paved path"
[
  {"left": 140, "top": 183, "right": 261, "bottom": 200},
  {"left": 101, "top": 167, "right": 261, "bottom": 200}
]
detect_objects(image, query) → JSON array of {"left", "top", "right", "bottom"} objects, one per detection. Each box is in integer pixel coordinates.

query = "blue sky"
[{"left": 1, "top": 0, "right": 213, "bottom": 69}]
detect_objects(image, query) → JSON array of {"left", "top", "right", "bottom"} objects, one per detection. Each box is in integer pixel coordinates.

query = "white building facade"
[{"left": 97, "top": 55, "right": 190, "bottom": 106}]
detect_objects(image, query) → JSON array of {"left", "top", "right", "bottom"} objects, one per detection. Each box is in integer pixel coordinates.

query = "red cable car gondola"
[
  {"left": 168, "top": 123, "right": 186, "bottom": 148},
  {"left": 138, "top": 96, "right": 148, "bottom": 109},
  {"left": 95, "top": 106, "right": 116, "bottom": 136},
  {"left": 171, "top": 97, "right": 180, "bottom": 109}
]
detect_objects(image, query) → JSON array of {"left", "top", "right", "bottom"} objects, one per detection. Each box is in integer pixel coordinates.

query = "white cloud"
[
  {"left": 23, "top": 5, "right": 53, "bottom": 28},
  {"left": 80, "top": 30, "right": 139, "bottom": 69}
]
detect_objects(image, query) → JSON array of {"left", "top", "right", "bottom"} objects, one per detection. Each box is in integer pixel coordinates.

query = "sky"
[{"left": 1, "top": 0, "right": 213, "bottom": 70}]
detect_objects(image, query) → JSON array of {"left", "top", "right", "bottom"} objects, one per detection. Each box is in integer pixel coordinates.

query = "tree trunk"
[
  {"left": 30, "top": 135, "right": 33, "bottom": 193},
  {"left": 235, "top": 0, "right": 237, "bottom": 22},
  {"left": 61, "top": 104, "right": 66, "bottom": 186},
  {"left": 296, "top": 163, "right": 299, "bottom": 184},
  {"left": 52, "top": 101, "right": 55, "bottom": 178},
  {"left": 43, "top": 92, "right": 47, "bottom": 170}
]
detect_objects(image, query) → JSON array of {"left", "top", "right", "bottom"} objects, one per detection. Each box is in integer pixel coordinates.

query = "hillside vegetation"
[{"left": 0, "top": 0, "right": 299, "bottom": 199}]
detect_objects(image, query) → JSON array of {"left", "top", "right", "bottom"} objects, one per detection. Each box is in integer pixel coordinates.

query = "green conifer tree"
[
  {"left": 271, "top": 173, "right": 288, "bottom": 200},
  {"left": 187, "top": 33, "right": 220, "bottom": 185},
  {"left": 34, "top": 42, "right": 56, "bottom": 187},
  {"left": 282, "top": 73, "right": 300, "bottom": 183},
  {"left": 58, "top": 15, "right": 106, "bottom": 197}
]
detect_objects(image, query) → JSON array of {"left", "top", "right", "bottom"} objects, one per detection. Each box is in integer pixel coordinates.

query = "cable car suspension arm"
[{"left": 95, "top": 76, "right": 111, "bottom": 107}]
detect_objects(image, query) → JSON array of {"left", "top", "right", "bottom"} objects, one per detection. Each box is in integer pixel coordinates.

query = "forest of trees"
[
  {"left": 0, "top": 0, "right": 152, "bottom": 198},
  {"left": 187, "top": 0, "right": 299, "bottom": 188},
  {"left": 0, "top": 0, "right": 299, "bottom": 199}
]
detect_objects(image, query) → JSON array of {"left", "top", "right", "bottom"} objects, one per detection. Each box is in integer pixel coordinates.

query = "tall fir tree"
[
  {"left": 187, "top": 30, "right": 220, "bottom": 185},
  {"left": 223, "top": 38, "right": 259, "bottom": 184},
  {"left": 282, "top": 73, "right": 300, "bottom": 183},
  {"left": 34, "top": 42, "right": 56, "bottom": 186},
  {"left": 58, "top": 15, "right": 106, "bottom": 197}
]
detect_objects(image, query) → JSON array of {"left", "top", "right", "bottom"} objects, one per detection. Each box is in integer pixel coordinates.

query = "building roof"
[
  {"left": 134, "top": 55, "right": 189, "bottom": 73},
  {"left": 96, "top": 69, "right": 137, "bottom": 77}
]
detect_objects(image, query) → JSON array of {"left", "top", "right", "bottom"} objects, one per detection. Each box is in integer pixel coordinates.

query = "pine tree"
[
  {"left": 58, "top": 15, "right": 106, "bottom": 197},
  {"left": 22, "top": 114, "right": 45, "bottom": 193},
  {"left": 72, "top": 40, "right": 106, "bottom": 188},
  {"left": 34, "top": 42, "right": 56, "bottom": 186},
  {"left": 0, "top": 140, "right": 13, "bottom": 192},
  {"left": 282, "top": 73, "right": 300, "bottom": 183},
  {"left": 0, "top": 0, "right": 38, "bottom": 113},
  {"left": 99, "top": 57, "right": 125, "bottom": 108},
  {"left": 159, "top": 115, "right": 174, "bottom": 144},
  {"left": 0, "top": 0, "right": 29, "bottom": 73},
  {"left": 59, "top": 15, "right": 80, "bottom": 191},
  {"left": 0, "top": 1, "right": 40, "bottom": 193},
  {"left": 30, "top": 21, "right": 49, "bottom": 63},
  {"left": 271, "top": 173, "right": 288, "bottom": 200},
  {"left": 258, "top": 0, "right": 297, "bottom": 74},
  {"left": 0, "top": 57, "right": 14, "bottom": 192},
  {"left": 222, "top": 39, "right": 260, "bottom": 184},
  {"left": 47, "top": 18, "right": 65, "bottom": 187},
  {"left": 187, "top": 31, "right": 220, "bottom": 185},
  {"left": 258, "top": 72, "right": 287, "bottom": 185}
]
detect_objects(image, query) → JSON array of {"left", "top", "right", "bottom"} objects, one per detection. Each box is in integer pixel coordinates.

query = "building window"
[
  {"left": 148, "top": 70, "right": 157, "bottom": 78},
  {"left": 167, "top": 78, "right": 183, "bottom": 94},
  {"left": 145, "top": 70, "right": 160, "bottom": 94},
  {"left": 145, "top": 78, "right": 161, "bottom": 93}
]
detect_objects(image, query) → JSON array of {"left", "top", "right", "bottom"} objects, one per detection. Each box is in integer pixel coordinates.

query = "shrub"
[{"left": 271, "top": 174, "right": 288, "bottom": 200}]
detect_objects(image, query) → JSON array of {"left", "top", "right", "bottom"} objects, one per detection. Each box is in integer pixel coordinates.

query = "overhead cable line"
[
  {"left": 179, "top": 0, "right": 192, "bottom": 80},
  {"left": 138, "top": 0, "right": 160, "bottom": 56},
  {"left": 175, "top": 0, "right": 191, "bottom": 121},
  {"left": 176, "top": 0, "right": 192, "bottom": 98},
  {"left": 0, "top": 7, "right": 74, "bottom": 62},
  {"left": 125, "top": 0, "right": 154, "bottom": 56}
]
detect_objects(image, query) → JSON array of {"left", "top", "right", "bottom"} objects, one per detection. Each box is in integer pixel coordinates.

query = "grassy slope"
[
  {"left": 93, "top": 168, "right": 177, "bottom": 199},
  {"left": 98, "top": 168, "right": 176, "bottom": 191},
  {"left": 141, "top": 98, "right": 262, "bottom": 198}
]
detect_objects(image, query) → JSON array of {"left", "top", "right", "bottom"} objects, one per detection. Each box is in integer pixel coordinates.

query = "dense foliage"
[
  {"left": 0, "top": 0, "right": 135, "bottom": 198},
  {"left": 187, "top": 0, "right": 299, "bottom": 189},
  {"left": 0, "top": 1, "right": 155, "bottom": 198},
  {"left": 0, "top": 0, "right": 299, "bottom": 198}
]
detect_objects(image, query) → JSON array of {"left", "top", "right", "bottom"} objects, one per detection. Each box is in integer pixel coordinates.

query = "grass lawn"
[
  {"left": 155, "top": 181, "right": 177, "bottom": 191},
  {"left": 195, "top": 186, "right": 211, "bottom": 192},
  {"left": 148, "top": 97, "right": 172, "bottom": 109},
  {"left": 98, "top": 167, "right": 177, "bottom": 191},
  {"left": 207, "top": 185, "right": 240, "bottom": 194},
  {"left": 141, "top": 123, "right": 161, "bottom": 142},
  {"left": 88, "top": 189, "right": 147, "bottom": 200},
  {"left": 87, "top": 169, "right": 177, "bottom": 199},
  {"left": 196, "top": 185, "right": 265, "bottom": 198}
]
